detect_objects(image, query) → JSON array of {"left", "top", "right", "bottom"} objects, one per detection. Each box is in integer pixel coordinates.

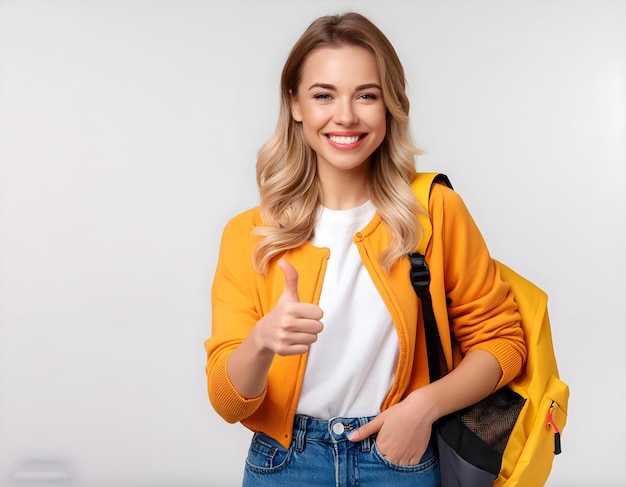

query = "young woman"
[{"left": 205, "top": 12, "right": 526, "bottom": 486}]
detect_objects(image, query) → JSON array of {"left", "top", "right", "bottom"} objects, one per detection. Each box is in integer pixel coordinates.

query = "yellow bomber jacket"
[{"left": 205, "top": 181, "right": 527, "bottom": 449}]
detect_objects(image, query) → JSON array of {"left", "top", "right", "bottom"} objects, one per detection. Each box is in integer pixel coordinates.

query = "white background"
[{"left": 0, "top": 1, "right": 624, "bottom": 486}]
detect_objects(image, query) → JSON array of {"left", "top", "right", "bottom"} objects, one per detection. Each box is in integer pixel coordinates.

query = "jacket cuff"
[
  {"left": 476, "top": 340, "right": 524, "bottom": 389},
  {"left": 208, "top": 354, "right": 266, "bottom": 423}
]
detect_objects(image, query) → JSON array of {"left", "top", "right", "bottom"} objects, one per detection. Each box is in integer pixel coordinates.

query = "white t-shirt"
[{"left": 296, "top": 201, "right": 399, "bottom": 418}]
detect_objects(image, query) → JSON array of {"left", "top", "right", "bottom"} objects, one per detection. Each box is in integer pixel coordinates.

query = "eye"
[
  {"left": 313, "top": 93, "right": 332, "bottom": 100},
  {"left": 357, "top": 93, "right": 378, "bottom": 101}
]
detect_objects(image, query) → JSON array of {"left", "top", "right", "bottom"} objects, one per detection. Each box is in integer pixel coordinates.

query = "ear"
[{"left": 289, "top": 89, "right": 302, "bottom": 122}]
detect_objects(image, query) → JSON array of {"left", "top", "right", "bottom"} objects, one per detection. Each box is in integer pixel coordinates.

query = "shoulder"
[
  {"left": 410, "top": 172, "right": 465, "bottom": 213},
  {"left": 428, "top": 180, "right": 467, "bottom": 213},
  {"left": 220, "top": 206, "right": 263, "bottom": 245},
  {"left": 426, "top": 179, "right": 480, "bottom": 237},
  {"left": 226, "top": 205, "right": 261, "bottom": 225}
]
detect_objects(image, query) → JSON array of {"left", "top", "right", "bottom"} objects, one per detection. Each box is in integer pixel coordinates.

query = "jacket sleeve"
[
  {"left": 204, "top": 212, "right": 266, "bottom": 423},
  {"left": 430, "top": 184, "right": 527, "bottom": 387}
]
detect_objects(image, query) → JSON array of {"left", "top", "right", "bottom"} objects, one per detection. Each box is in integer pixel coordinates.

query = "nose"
[{"left": 334, "top": 98, "right": 358, "bottom": 126}]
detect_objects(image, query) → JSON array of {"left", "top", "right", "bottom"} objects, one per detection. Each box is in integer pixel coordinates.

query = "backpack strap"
[{"left": 409, "top": 172, "right": 453, "bottom": 383}]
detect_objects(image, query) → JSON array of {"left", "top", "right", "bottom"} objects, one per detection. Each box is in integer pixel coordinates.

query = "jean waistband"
[{"left": 293, "top": 415, "right": 377, "bottom": 452}]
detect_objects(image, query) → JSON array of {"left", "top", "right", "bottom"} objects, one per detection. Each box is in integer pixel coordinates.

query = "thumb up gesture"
[{"left": 257, "top": 259, "right": 324, "bottom": 356}]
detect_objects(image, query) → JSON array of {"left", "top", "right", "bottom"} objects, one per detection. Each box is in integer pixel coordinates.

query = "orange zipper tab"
[{"left": 546, "top": 402, "right": 562, "bottom": 455}]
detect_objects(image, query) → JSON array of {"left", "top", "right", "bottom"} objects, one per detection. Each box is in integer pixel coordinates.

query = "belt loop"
[
  {"left": 294, "top": 415, "right": 307, "bottom": 452},
  {"left": 358, "top": 417, "right": 371, "bottom": 452}
]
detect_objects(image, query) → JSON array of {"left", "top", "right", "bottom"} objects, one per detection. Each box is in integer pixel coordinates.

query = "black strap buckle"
[{"left": 409, "top": 252, "right": 430, "bottom": 296}]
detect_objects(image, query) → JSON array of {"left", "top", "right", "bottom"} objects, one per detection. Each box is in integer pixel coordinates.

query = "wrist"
[
  {"left": 250, "top": 316, "right": 276, "bottom": 361},
  {"left": 407, "top": 385, "right": 441, "bottom": 423}
]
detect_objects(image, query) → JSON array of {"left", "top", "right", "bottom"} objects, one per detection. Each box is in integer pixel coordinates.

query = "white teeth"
[{"left": 328, "top": 135, "right": 360, "bottom": 145}]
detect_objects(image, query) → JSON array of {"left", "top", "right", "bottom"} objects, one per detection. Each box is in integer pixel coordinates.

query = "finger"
[
  {"left": 293, "top": 303, "right": 325, "bottom": 322},
  {"left": 278, "top": 259, "right": 299, "bottom": 301},
  {"left": 347, "top": 415, "right": 383, "bottom": 442},
  {"left": 283, "top": 330, "right": 321, "bottom": 347}
]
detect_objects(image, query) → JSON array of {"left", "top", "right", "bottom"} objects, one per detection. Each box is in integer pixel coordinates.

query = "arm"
[
  {"left": 206, "top": 213, "right": 323, "bottom": 421},
  {"left": 436, "top": 185, "right": 526, "bottom": 388},
  {"left": 205, "top": 213, "right": 266, "bottom": 422}
]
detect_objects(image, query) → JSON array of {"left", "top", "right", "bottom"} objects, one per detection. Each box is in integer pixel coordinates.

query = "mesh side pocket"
[{"left": 456, "top": 387, "right": 526, "bottom": 454}]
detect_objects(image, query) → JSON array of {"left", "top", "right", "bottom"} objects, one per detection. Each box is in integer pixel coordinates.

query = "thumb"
[
  {"left": 347, "top": 415, "right": 383, "bottom": 442},
  {"left": 278, "top": 259, "right": 299, "bottom": 301}
]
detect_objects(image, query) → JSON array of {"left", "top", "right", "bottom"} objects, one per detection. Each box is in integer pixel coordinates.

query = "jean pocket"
[
  {"left": 371, "top": 441, "right": 439, "bottom": 472},
  {"left": 245, "top": 432, "right": 291, "bottom": 474}
]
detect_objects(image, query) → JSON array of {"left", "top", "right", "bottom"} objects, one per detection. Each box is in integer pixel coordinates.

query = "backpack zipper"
[{"left": 546, "top": 401, "right": 562, "bottom": 455}]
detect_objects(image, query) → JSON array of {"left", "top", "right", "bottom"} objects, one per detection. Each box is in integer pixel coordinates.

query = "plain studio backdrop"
[{"left": 0, "top": 0, "right": 624, "bottom": 486}]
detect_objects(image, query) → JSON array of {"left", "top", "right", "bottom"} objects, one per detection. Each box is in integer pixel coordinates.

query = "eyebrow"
[{"left": 307, "top": 82, "right": 382, "bottom": 92}]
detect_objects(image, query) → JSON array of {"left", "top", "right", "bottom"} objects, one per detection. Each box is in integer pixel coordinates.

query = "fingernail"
[{"left": 347, "top": 431, "right": 358, "bottom": 441}]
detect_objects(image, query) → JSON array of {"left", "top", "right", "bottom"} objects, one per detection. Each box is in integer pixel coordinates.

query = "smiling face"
[{"left": 290, "top": 45, "right": 387, "bottom": 184}]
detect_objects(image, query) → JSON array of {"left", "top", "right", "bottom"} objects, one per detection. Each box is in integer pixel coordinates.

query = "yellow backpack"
[{"left": 411, "top": 173, "right": 569, "bottom": 486}]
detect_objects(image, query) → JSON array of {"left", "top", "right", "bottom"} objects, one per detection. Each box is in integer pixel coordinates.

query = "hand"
[
  {"left": 347, "top": 391, "right": 435, "bottom": 466},
  {"left": 256, "top": 259, "right": 324, "bottom": 356}
]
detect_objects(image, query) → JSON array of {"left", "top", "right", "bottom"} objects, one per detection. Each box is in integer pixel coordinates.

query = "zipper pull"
[{"left": 546, "top": 402, "right": 562, "bottom": 455}]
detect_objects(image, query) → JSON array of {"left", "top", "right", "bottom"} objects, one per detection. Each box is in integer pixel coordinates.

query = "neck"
[{"left": 318, "top": 167, "right": 370, "bottom": 210}]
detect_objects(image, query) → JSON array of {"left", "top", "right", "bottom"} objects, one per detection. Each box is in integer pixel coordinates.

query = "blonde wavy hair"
[{"left": 253, "top": 12, "right": 423, "bottom": 274}]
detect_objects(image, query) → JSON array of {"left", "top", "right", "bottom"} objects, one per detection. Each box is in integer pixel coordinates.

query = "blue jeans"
[{"left": 242, "top": 415, "right": 440, "bottom": 487}]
